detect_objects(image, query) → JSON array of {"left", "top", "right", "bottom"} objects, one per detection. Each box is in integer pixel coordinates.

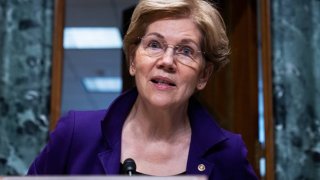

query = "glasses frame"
[{"left": 137, "top": 36, "right": 206, "bottom": 67}]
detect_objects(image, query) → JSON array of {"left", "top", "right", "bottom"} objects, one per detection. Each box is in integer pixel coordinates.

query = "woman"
[{"left": 28, "top": 0, "right": 258, "bottom": 179}]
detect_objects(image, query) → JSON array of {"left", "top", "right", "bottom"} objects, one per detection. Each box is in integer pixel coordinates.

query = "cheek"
[
  {"left": 132, "top": 55, "right": 153, "bottom": 81},
  {"left": 134, "top": 52, "right": 156, "bottom": 73},
  {"left": 130, "top": 51, "right": 143, "bottom": 75},
  {"left": 180, "top": 71, "right": 201, "bottom": 90}
]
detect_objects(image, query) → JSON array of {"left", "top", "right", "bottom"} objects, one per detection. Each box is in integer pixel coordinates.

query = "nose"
[{"left": 156, "top": 46, "right": 176, "bottom": 72}]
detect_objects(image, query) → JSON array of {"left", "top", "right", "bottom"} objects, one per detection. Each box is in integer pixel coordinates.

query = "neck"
[{"left": 124, "top": 95, "right": 190, "bottom": 141}]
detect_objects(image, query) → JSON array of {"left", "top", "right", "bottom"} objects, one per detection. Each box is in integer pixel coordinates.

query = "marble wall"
[
  {"left": 271, "top": 0, "right": 320, "bottom": 179},
  {"left": 0, "top": 0, "right": 54, "bottom": 175}
]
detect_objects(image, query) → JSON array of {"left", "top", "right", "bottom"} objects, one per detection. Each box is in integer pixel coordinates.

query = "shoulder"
[
  {"left": 64, "top": 110, "right": 107, "bottom": 127},
  {"left": 27, "top": 110, "right": 107, "bottom": 174},
  {"left": 207, "top": 129, "right": 258, "bottom": 179},
  {"left": 54, "top": 110, "right": 107, "bottom": 142},
  {"left": 221, "top": 129, "right": 246, "bottom": 150},
  {"left": 48, "top": 109, "right": 107, "bottom": 145},
  {"left": 205, "top": 128, "right": 249, "bottom": 163},
  {"left": 59, "top": 110, "right": 107, "bottom": 125}
]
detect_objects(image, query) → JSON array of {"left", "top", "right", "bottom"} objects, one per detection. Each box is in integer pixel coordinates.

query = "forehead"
[{"left": 145, "top": 18, "right": 202, "bottom": 45}]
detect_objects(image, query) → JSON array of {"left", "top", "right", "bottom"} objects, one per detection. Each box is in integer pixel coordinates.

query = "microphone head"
[{"left": 123, "top": 158, "right": 136, "bottom": 174}]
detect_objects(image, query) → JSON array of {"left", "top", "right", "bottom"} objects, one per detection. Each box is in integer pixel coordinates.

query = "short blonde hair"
[{"left": 123, "top": 0, "right": 230, "bottom": 73}]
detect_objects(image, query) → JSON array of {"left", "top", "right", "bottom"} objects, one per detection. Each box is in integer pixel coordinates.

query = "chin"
[
  {"left": 148, "top": 93, "right": 191, "bottom": 110},
  {"left": 148, "top": 96, "right": 178, "bottom": 109}
]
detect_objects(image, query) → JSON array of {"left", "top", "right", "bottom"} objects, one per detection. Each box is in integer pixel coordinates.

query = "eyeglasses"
[{"left": 139, "top": 36, "right": 204, "bottom": 67}]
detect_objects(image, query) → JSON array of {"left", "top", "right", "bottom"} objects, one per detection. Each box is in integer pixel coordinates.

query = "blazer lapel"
[
  {"left": 98, "top": 88, "right": 138, "bottom": 174},
  {"left": 98, "top": 143, "right": 121, "bottom": 174},
  {"left": 186, "top": 97, "right": 228, "bottom": 176},
  {"left": 187, "top": 148, "right": 215, "bottom": 176}
]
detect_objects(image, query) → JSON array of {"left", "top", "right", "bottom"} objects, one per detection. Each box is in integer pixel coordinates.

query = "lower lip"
[{"left": 152, "top": 82, "right": 176, "bottom": 90}]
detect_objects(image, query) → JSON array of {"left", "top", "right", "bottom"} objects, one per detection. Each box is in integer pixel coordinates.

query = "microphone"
[{"left": 123, "top": 158, "right": 136, "bottom": 176}]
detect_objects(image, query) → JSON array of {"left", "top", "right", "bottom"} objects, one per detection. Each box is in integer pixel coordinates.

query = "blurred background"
[{"left": 0, "top": 0, "right": 319, "bottom": 179}]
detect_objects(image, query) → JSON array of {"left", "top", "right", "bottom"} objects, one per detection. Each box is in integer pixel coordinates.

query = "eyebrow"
[
  {"left": 144, "top": 32, "right": 200, "bottom": 47},
  {"left": 144, "top": 32, "right": 165, "bottom": 39}
]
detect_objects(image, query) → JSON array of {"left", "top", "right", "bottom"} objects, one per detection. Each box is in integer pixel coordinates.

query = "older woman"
[{"left": 28, "top": 0, "right": 257, "bottom": 179}]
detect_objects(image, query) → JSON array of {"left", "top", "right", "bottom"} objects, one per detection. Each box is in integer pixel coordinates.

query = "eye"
[
  {"left": 147, "top": 39, "right": 163, "bottom": 49},
  {"left": 176, "top": 45, "right": 195, "bottom": 57}
]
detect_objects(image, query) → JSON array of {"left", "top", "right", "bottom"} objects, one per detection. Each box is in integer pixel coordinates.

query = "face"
[{"left": 129, "top": 18, "right": 213, "bottom": 109}]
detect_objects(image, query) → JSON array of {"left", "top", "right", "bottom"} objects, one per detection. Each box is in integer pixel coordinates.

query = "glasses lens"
[
  {"left": 175, "top": 44, "right": 201, "bottom": 65},
  {"left": 141, "top": 36, "right": 165, "bottom": 57}
]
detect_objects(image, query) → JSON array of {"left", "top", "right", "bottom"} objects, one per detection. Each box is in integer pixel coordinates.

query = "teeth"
[
  {"left": 152, "top": 79, "right": 175, "bottom": 86},
  {"left": 156, "top": 80, "right": 167, "bottom": 84}
]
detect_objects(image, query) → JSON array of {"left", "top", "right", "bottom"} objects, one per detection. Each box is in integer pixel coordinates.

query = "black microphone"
[{"left": 123, "top": 158, "right": 136, "bottom": 176}]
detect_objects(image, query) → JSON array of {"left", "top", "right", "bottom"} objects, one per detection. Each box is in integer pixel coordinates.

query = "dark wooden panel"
[
  {"left": 50, "top": 0, "right": 65, "bottom": 131},
  {"left": 260, "top": 0, "right": 274, "bottom": 179},
  {"left": 199, "top": 0, "right": 259, "bottom": 176}
]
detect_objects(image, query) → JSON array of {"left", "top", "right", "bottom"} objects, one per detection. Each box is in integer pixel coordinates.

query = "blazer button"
[{"left": 198, "top": 164, "right": 206, "bottom": 172}]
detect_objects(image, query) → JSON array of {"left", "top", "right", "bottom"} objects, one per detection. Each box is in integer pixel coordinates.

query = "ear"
[
  {"left": 129, "top": 57, "right": 136, "bottom": 76},
  {"left": 196, "top": 62, "right": 213, "bottom": 90},
  {"left": 128, "top": 46, "right": 136, "bottom": 76}
]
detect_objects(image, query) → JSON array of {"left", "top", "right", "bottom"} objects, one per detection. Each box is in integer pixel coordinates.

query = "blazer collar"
[
  {"left": 99, "top": 88, "right": 138, "bottom": 174},
  {"left": 186, "top": 97, "right": 227, "bottom": 175},
  {"left": 188, "top": 97, "right": 227, "bottom": 154},
  {"left": 101, "top": 88, "right": 138, "bottom": 147}
]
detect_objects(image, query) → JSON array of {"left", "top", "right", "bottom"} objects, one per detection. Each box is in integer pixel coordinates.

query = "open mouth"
[{"left": 151, "top": 77, "right": 176, "bottom": 87}]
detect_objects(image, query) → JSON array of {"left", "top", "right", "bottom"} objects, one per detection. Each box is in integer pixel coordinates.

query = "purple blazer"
[{"left": 28, "top": 88, "right": 258, "bottom": 179}]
